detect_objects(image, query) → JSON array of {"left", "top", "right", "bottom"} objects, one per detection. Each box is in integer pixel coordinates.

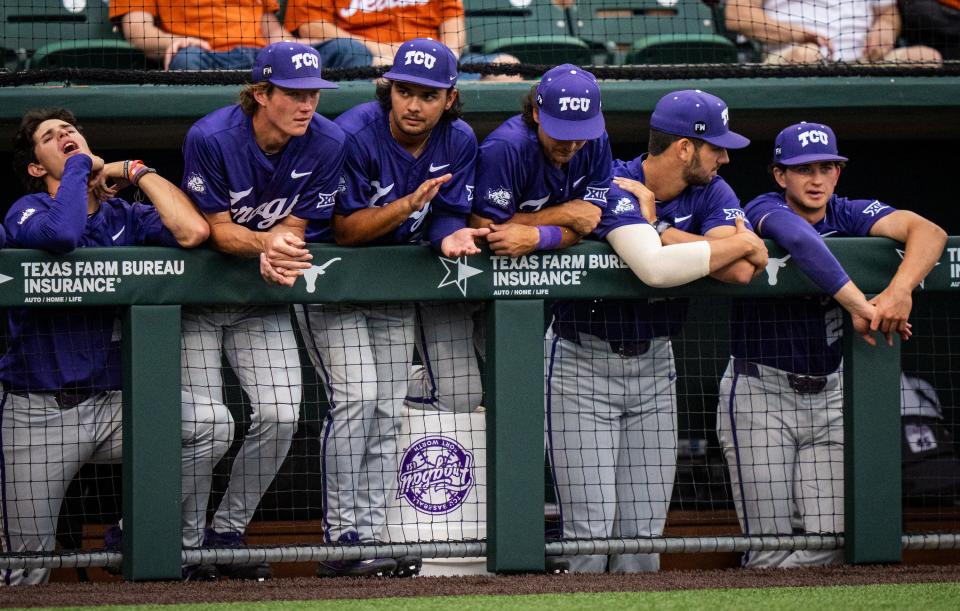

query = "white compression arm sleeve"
[{"left": 606, "top": 223, "right": 712, "bottom": 288}]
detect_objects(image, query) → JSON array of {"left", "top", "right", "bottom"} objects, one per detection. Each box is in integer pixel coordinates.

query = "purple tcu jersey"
[
  {"left": 731, "top": 192, "right": 896, "bottom": 375},
  {"left": 474, "top": 115, "right": 612, "bottom": 223},
  {"left": 553, "top": 155, "right": 745, "bottom": 344},
  {"left": 182, "top": 104, "right": 346, "bottom": 234},
  {"left": 328, "top": 101, "right": 476, "bottom": 246},
  {"left": 1, "top": 154, "right": 179, "bottom": 393}
]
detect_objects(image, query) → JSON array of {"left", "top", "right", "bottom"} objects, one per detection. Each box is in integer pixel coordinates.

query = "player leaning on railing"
[
  {"left": 545, "top": 89, "right": 769, "bottom": 573},
  {"left": 177, "top": 41, "right": 348, "bottom": 581},
  {"left": 718, "top": 121, "right": 947, "bottom": 568},
  {"left": 0, "top": 108, "right": 232, "bottom": 585},
  {"left": 296, "top": 38, "right": 487, "bottom": 578}
]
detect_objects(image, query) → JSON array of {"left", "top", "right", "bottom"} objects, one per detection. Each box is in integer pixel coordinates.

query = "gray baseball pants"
[
  {"left": 181, "top": 305, "right": 302, "bottom": 535},
  {"left": 546, "top": 328, "right": 678, "bottom": 573},
  {"left": 717, "top": 358, "right": 844, "bottom": 568},
  {"left": 0, "top": 389, "right": 231, "bottom": 585}
]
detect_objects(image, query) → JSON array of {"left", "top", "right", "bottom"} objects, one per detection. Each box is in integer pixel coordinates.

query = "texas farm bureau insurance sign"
[{"left": 3, "top": 258, "right": 185, "bottom": 304}]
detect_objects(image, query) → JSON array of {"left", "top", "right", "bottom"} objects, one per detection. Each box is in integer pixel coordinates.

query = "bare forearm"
[
  {"left": 891, "top": 225, "right": 948, "bottom": 292},
  {"left": 439, "top": 17, "right": 466, "bottom": 57},
  {"left": 121, "top": 12, "right": 177, "bottom": 60},
  {"left": 725, "top": 0, "right": 809, "bottom": 43},
  {"left": 299, "top": 20, "right": 365, "bottom": 44},
  {"left": 261, "top": 13, "right": 292, "bottom": 44},
  {"left": 138, "top": 174, "right": 209, "bottom": 247},
  {"left": 208, "top": 223, "right": 270, "bottom": 257},
  {"left": 333, "top": 199, "right": 415, "bottom": 245}
]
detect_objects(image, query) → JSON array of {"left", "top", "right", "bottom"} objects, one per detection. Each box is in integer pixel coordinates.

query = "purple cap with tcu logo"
[
  {"left": 535, "top": 64, "right": 605, "bottom": 141},
  {"left": 650, "top": 89, "right": 749, "bottom": 149},
  {"left": 774, "top": 122, "right": 848, "bottom": 166},
  {"left": 252, "top": 41, "right": 337, "bottom": 90},
  {"left": 383, "top": 38, "right": 459, "bottom": 89}
]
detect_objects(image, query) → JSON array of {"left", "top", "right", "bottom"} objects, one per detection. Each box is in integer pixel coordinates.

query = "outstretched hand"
[{"left": 441, "top": 227, "right": 491, "bottom": 257}]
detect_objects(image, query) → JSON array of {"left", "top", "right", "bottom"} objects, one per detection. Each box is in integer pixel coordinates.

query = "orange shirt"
[
  {"left": 284, "top": 0, "right": 464, "bottom": 43},
  {"left": 941, "top": 0, "right": 960, "bottom": 10},
  {"left": 109, "top": 1, "right": 281, "bottom": 52}
]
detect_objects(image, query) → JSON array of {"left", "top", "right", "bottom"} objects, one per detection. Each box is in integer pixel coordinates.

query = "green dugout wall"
[{"left": 0, "top": 238, "right": 958, "bottom": 578}]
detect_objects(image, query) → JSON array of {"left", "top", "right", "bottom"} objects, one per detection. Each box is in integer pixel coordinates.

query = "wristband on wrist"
[
  {"left": 126, "top": 160, "right": 156, "bottom": 186},
  {"left": 654, "top": 219, "right": 672, "bottom": 236},
  {"left": 536, "top": 225, "right": 563, "bottom": 250}
]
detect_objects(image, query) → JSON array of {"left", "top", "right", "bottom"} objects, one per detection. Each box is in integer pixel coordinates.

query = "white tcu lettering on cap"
[
  {"left": 798, "top": 129, "right": 829, "bottom": 147},
  {"left": 404, "top": 50, "right": 437, "bottom": 69},
  {"left": 559, "top": 97, "right": 591, "bottom": 112},
  {"left": 291, "top": 52, "right": 319, "bottom": 70}
]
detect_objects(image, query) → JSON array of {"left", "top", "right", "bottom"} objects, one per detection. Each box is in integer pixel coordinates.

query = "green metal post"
[
  {"left": 843, "top": 315, "right": 902, "bottom": 564},
  {"left": 485, "top": 300, "right": 545, "bottom": 573},
  {"left": 122, "top": 305, "right": 183, "bottom": 580}
]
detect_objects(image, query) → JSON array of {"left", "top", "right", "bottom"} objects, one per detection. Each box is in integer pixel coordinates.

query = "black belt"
[
  {"left": 733, "top": 359, "right": 829, "bottom": 395},
  {"left": 2, "top": 383, "right": 94, "bottom": 410}
]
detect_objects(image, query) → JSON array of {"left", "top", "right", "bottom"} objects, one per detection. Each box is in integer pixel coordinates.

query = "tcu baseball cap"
[
  {"left": 383, "top": 38, "right": 459, "bottom": 89},
  {"left": 650, "top": 89, "right": 749, "bottom": 149},
  {"left": 252, "top": 41, "right": 337, "bottom": 90},
  {"left": 535, "top": 64, "right": 605, "bottom": 141},
  {"left": 774, "top": 122, "right": 848, "bottom": 166}
]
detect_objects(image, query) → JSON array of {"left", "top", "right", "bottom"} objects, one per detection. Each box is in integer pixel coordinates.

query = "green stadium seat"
[
  {"left": 464, "top": 0, "right": 593, "bottom": 65},
  {"left": 1, "top": 0, "right": 152, "bottom": 69},
  {"left": 570, "top": 0, "right": 737, "bottom": 64}
]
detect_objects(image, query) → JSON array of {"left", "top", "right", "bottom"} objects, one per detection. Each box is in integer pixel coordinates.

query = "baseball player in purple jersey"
[
  {"left": 471, "top": 64, "right": 610, "bottom": 251},
  {"left": 296, "top": 38, "right": 487, "bottom": 578},
  {"left": 718, "top": 122, "right": 946, "bottom": 568},
  {"left": 471, "top": 64, "right": 608, "bottom": 573},
  {"left": 547, "top": 89, "right": 767, "bottom": 573},
  {"left": 0, "top": 108, "right": 232, "bottom": 585},
  {"left": 180, "top": 41, "right": 346, "bottom": 580}
]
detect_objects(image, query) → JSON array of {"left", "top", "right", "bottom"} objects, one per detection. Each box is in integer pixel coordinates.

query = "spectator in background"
[
  {"left": 898, "top": 0, "right": 960, "bottom": 60},
  {"left": 725, "top": 0, "right": 942, "bottom": 64},
  {"left": 110, "top": 1, "right": 370, "bottom": 71},
  {"left": 284, "top": 0, "right": 520, "bottom": 78}
]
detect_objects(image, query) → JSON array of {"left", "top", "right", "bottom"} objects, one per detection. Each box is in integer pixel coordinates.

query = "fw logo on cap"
[
  {"left": 559, "top": 97, "right": 591, "bottom": 112},
  {"left": 798, "top": 129, "right": 830, "bottom": 147},
  {"left": 291, "top": 52, "right": 319, "bottom": 70},
  {"left": 404, "top": 50, "right": 437, "bottom": 69}
]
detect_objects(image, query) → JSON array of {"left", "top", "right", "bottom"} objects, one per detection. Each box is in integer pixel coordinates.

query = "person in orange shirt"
[
  {"left": 284, "top": 0, "right": 518, "bottom": 76},
  {"left": 110, "top": 1, "right": 371, "bottom": 70}
]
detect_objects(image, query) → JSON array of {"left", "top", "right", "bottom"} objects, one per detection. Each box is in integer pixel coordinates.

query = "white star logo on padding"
[
  {"left": 896, "top": 248, "right": 939, "bottom": 289},
  {"left": 437, "top": 257, "right": 483, "bottom": 297}
]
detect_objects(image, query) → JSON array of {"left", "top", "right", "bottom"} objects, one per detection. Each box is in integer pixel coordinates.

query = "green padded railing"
[{"left": 1, "top": 237, "right": 958, "bottom": 577}]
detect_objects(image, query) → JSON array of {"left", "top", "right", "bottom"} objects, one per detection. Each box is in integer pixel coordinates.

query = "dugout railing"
[{"left": 0, "top": 237, "right": 958, "bottom": 580}]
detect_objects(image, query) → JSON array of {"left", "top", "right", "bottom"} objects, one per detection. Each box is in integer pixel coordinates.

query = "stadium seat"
[
  {"left": 464, "top": 0, "right": 593, "bottom": 65},
  {"left": 1, "top": 0, "right": 151, "bottom": 70},
  {"left": 570, "top": 0, "right": 737, "bottom": 64}
]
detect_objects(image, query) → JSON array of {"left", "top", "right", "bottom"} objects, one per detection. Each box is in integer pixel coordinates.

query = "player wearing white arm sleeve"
[{"left": 547, "top": 90, "right": 767, "bottom": 573}]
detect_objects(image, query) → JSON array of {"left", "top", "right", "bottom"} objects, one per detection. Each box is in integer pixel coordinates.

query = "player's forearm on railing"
[
  {"left": 120, "top": 12, "right": 179, "bottom": 61},
  {"left": 138, "top": 174, "right": 210, "bottom": 248},
  {"left": 512, "top": 200, "right": 601, "bottom": 235},
  {"left": 205, "top": 212, "right": 273, "bottom": 257},
  {"left": 331, "top": 200, "right": 413, "bottom": 246}
]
